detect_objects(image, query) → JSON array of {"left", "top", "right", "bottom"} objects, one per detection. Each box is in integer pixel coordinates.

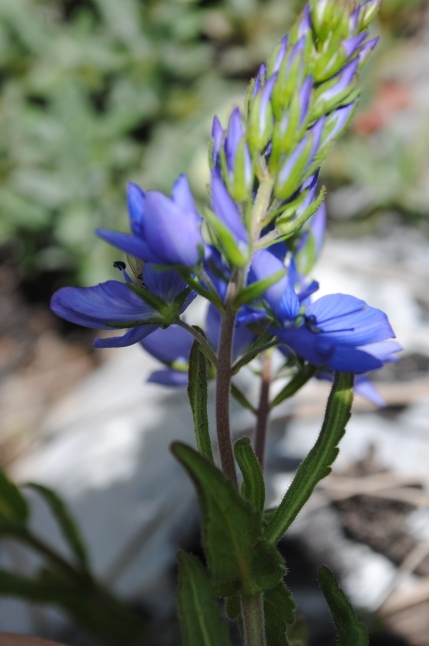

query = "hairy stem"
[
  {"left": 215, "top": 281, "right": 239, "bottom": 487},
  {"left": 241, "top": 593, "right": 266, "bottom": 646},
  {"left": 254, "top": 351, "right": 272, "bottom": 469}
]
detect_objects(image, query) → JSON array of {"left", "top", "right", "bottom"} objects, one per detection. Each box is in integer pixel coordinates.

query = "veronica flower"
[
  {"left": 271, "top": 292, "right": 400, "bottom": 373},
  {"left": 51, "top": 265, "right": 194, "bottom": 348},
  {"left": 97, "top": 175, "right": 204, "bottom": 268}
]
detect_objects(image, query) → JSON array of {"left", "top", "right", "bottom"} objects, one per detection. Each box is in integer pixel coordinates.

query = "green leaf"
[
  {"left": 177, "top": 551, "right": 232, "bottom": 646},
  {"left": 0, "top": 568, "right": 144, "bottom": 646},
  {"left": 0, "top": 469, "right": 28, "bottom": 525},
  {"left": 231, "top": 383, "right": 257, "bottom": 414},
  {"left": 232, "top": 269, "right": 286, "bottom": 308},
  {"left": 187, "top": 338, "right": 214, "bottom": 464},
  {"left": 265, "top": 373, "right": 354, "bottom": 544},
  {"left": 234, "top": 438, "right": 265, "bottom": 512},
  {"left": 270, "top": 366, "right": 316, "bottom": 409},
  {"left": 264, "top": 582, "right": 296, "bottom": 646},
  {"left": 25, "top": 483, "right": 90, "bottom": 572},
  {"left": 318, "top": 566, "right": 368, "bottom": 646},
  {"left": 171, "top": 442, "right": 285, "bottom": 596}
]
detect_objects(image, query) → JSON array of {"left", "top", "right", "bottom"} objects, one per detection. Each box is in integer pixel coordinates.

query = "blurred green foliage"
[
  {"left": 0, "top": 0, "right": 427, "bottom": 288},
  {"left": 0, "top": 0, "right": 302, "bottom": 286}
]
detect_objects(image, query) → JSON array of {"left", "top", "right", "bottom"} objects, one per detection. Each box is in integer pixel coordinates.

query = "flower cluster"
[{"left": 51, "top": 0, "right": 400, "bottom": 405}]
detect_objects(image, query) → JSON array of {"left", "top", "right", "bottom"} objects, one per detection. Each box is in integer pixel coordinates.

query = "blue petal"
[
  {"left": 249, "top": 249, "right": 288, "bottom": 309},
  {"left": 360, "top": 340, "right": 402, "bottom": 363},
  {"left": 211, "top": 116, "right": 224, "bottom": 166},
  {"left": 354, "top": 375, "right": 386, "bottom": 407},
  {"left": 143, "top": 265, "right": 188, "bottom": 303},
  {"left": 127, "top": 182, "right": 146, "bottom": 237},
  {"left": 148, "top": 369, "right": 188, "bottom": 387},
  {"left": 272, "top": 326, "right": 382, "bottom": 372},
  {"left": 225, "top": 108, "right": 244, "bottom": 173},
  {"left": 276, "top": 285, "right": 300, "bottom": 321},
  {"left": 96, "top": 229, "right": 150, "bottom": 260},
  {"left": 143, "top": 191, "right": 203, "bottom": 266},
  {"left": 307, "top": 294, "right": 394, "bottom": 345},
  {"left": 172, "top": 174, "right": 201, "bottom": 221},
  {"left": 140, "top": 324, "right": 193, "bottom": 363},
  {"left": 93, "top": 325, "right": 158, "bottom": 348},
  {"left": 51, "top": 281, "right": 157, "bottom": 328}
]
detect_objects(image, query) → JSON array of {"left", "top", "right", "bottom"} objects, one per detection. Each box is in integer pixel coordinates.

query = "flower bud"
[
  {"left": 271, "top": 36, "right": 309, "bottom": 120},
  {"left": 358, "top": 37, "right": 379, "bottom": 68},
  {"left": 270, "top": 75, "right": 312, "bottom": 171},
  {"left": 209, "top": 115, "right": 224, "bottom": 169},
  {"left": 313, "top": 57, "right": 359, "bottom": 119},
  {"left": 358, "top": 0, "right": 381, "bottom": 30},
  {"left": 247, "top": 75, "right": 276, "bottom": 155},
  {"left": 274, "top": 118, "right": 324, "bottom": 201},
  {"left": 266, "top": 35, "right": 288, "bottom": 76}
]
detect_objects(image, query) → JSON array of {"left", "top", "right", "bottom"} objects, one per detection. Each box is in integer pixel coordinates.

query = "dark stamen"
[{"left": 113, "top": 261, "right": 126, "bottom": 270}]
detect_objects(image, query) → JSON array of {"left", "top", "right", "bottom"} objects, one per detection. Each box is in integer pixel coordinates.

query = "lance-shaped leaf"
[
  {"left": 25, "top": 483, "right": 90, "bottom": 573},
  {"left": 264, "top": 582, "right": 296, "bottom": 646},
  {"left": 187, "top": 337, "right": 214, "bottom": 463},
  {"left": 177, "top": 551, "right": 232, "bottom": 646},
  {"left": 0, "top": 469, "right": 28, "bottom": 525},
  {"left": 265, "top": 373, "right": 354, "bottom": 544},
  {"left": 318, "top": 565, "right": 368, "bottom": 646},
  {"left": 234, "top": 438, "right": 265, "bottom": 512},
  {"left": 171, "top": 442, "right": 285, "bottom": 596}
]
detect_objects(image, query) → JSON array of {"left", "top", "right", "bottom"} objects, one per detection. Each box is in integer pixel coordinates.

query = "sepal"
[
  {"left": 204, "top": 208, "right": 250, "bottom": 268},
  {"left": 232, "top": 269, "right": 286, "bottom": 308}
]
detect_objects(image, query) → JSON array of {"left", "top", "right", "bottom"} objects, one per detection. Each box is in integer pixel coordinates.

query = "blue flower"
[
  {"left": 271, "top": 292, "right": 400, "bottom": 373},
  {"left": 97, "top": 175, "right": 204, "bottom": 268},
  {"left": 51, "top": 265, "right": 194, "bottom": 348}
]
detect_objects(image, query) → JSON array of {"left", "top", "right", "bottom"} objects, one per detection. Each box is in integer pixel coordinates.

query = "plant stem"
[
  {"left": 254, "top": 351, "right": 272, "bottom": 469},
  {"left": 241, "top": 593, "right": 266, "bottom": 646},
  {"left": 215, "top": 283, "right": 239, "bottom": 486}
]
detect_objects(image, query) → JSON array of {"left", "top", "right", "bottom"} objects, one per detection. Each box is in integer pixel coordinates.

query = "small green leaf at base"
[
  {"left": 318, "top": 565, "right": 368, "bottom": 646},
  {"left": 177, "top": 551, "right": 232, "bottom": 646}
]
